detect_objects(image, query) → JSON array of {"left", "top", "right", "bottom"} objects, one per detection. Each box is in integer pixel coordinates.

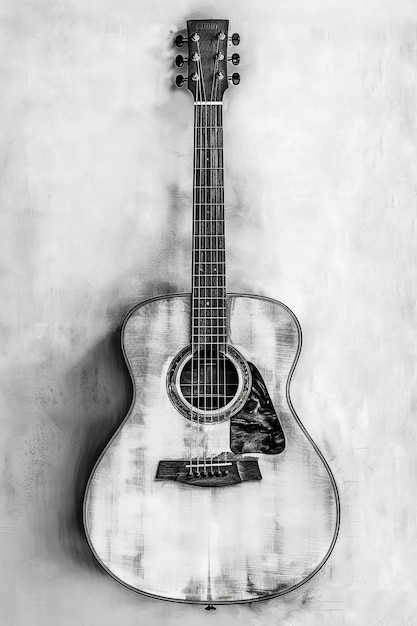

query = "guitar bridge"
[{"left": 155, "top": 458, "right": 262, "bottom": 487}]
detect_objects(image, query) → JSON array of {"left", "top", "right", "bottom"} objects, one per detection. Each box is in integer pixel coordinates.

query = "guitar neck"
[{"left": 191, "top": 102, "right": 227, "bottom": 349}]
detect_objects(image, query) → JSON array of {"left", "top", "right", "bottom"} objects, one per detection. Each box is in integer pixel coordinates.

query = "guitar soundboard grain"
[{"left": 84, "top": 293, "right": 340, "bottom": 604}]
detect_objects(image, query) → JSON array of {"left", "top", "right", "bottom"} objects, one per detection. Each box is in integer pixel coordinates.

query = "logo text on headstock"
[{"left": 196, "top": 23, "right": 219, "bottom": 29}]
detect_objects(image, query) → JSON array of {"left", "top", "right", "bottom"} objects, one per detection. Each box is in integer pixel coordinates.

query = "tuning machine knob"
[
  {"left": 175, "top": 55, "right": 186, "bottom": 67},
  {"left": 228, "top": 72, "right": 240, "bottom": 85},
  {"left": 175, "top": 74, "right": 187, "bottom": 87},
  {"left": 175, "top": 34, "right": 187, "bottom": 47},
  {"left": 175, "top": 72, "right": 201, "bottom": 87},
  {"left": 229, "top": 53, "right": 240, "bottom": 66},
  {"left": 230, "top": 33, "right": 240, "bottom": 46}
]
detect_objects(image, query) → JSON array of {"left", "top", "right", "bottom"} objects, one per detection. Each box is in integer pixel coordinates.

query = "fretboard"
[{"left": 192, "top": 103, "right": 226, "bottom": 349}]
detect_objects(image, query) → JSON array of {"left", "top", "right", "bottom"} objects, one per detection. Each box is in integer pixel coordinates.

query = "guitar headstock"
[{"left": 174, "top": 19, "right": 240, "bottom": 103}]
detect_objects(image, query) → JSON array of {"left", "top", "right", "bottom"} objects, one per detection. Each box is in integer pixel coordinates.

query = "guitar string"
[
  {"left": 209, "top": 45, "right": 217, "bottom": 474},
  {"left": 212, "top": 42, "right": 225, "bottom": 472},
  {"left": 191, "top": 54, "right": 204, "bottom": 475},
  {"left": 196, "top": 40, "right": 207, "bottom": 475},
  {"left": 210, "top": 42, "right": 220, "bottom": 473},
  {"left": 219, "top": 88, "right": 227, "bottom": 467},
  {"left": 197, "top": 56, "right": 203, "bottom": 475},
  {"left": 213, "top": 79, "right": 226, "bottom": 467},
  {"left": 198, "top": 42, "right": 209, "bottom": 475},
  {"left": 209, "top": 57, "right": 226, "bottom": 469},
  {"left": 211, "top": 53, "right": 226, "bottom": 471},
  {"left": 190, "top": 61, "right": 198, "bottom": 475}
]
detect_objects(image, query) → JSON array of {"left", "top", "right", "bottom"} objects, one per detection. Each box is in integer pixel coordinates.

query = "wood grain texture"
[{"left": 83, "top": 293, "right": 340, "bottom": 604}]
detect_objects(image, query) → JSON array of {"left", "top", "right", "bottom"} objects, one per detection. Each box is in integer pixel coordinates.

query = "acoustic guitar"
[{"left": 84, "top": 18, "right": 340, "bottom": 607}]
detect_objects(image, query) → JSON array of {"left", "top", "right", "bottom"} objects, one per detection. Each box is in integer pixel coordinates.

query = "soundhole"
[
  {"left": 179, "top": 347, "right": 239, "bottom": 411},
  {"left": 167, "top": 344, "right": 252, "bottom": 423}
]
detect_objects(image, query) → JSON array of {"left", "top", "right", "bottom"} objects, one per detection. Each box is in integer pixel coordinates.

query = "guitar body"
[{"left": 84, "top": 293, "right": 340, "bottom": 604}]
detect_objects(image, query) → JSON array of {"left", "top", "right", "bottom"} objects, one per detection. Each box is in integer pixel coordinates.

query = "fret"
[
  {"left": 192, "top": 317, "right": 226, "bottom": 322},
  {"left": 193, "top": 281, "right": 225, "bottom": 287},
  {"left": 193, "top": 324, "right": 226, "bottom": 328},
  {"left": 192, "top": 330, "right": 227, "bottom": 335},
  {"left": 193, "top": 268, "right": 225, "bottom": 273},
  {"left": 192, "top": 332, "right": 227, "bottom": 338},
  {"left": 192, "top": 306, "right": 226, "bottom": 310},
  {"left": 192, "top": 326, "right": 227, "bottom": 329},
  {"left": 193, "top": 228, "right": 225, "bottom": 235},
  {"left": 195, "top": 143, "right": 223, "bottom": 150},
  {"left": 192, "top": 308, "right": 226, "bottom": 312},
  {"left": 192, "top": 336, "right": 227, "bottom": 340},
  {"left": 191, "top": 342, "right": 227, "bottom": 346},
  {"left": 192, "top": 310, "right": 227, "bottom": 314},
  {"left": 192, "top": 309, "right": 227, "bottom": 313},
  {"left": 193, "top": 283, "right": 225, "bottom": 288},
  {"left": 193, "top": 264, "right": 226, "bottom": 268},
  {"left": 192, "top": 331, "right": 226, "bottom": 339},
  {"left": 195, "top": 173, "right": 223, "bottom": 186},
  {"left": 192, "top": 295, "right": 226, "bottom": 300},
  {"left": 192, "top": 321, "right": 226, "bottom": 326},
  {"left": 194, "top": 190, "right": 224, "bottom": 204},
  {"left": 194, "top": 128, "right": 223, "bottom": 136},
  {"left": 192, "top": 328, "right": 226, "bottom": 333},
  {"left": 193, "top": 264, "right": 225, "bottom": 270},
  {"left": 193, "top": 286, "right": 226, "bottom": 291},
  {"left": 193, "top": 282, "right": 226, "bottom": 285},
  {"left": 193, "top": 207, "right": 224, "bottom": 218},
  {"left": 192, "top": 320, "right": 226, "bottom": 324},
  {"left": 193, "top": 318, "right": 227, "bottom": 322},
  {"left": 192, "top": 307, "right": 227, "bottom": 311},
  {"left": 196, "top": 155, "right": 223, "bottom": 168},
  {"left": 193, "top": 254, "right": 225, "bottom": 260}
]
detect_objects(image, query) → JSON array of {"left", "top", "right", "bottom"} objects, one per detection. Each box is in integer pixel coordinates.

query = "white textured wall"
[{"left": 1, "top": 0, "right": 416, "bottom": 624}]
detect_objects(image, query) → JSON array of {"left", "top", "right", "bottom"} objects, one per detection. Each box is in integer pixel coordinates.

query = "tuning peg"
[
  {"left": 229, "top": 72, "right": 240, "bottom": 85},
  {"left": 175, "top": 55, "right": 186, "bottom": 67},
  {"left": 229, "top": 53, "right": 240, "bottom": 66},
  {"left": 230, "top": 33, "right": 240, "bottom": 46},
  {"left": 175, "top": 34, "right": 187, "bottom": 47},
  {"left": 175, "top": 74, "right": 187, "bottom": 87}
]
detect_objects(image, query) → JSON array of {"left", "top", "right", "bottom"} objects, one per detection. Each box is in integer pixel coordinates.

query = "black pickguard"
[{"left": 230, "top": 362, "right": 285, "bottom": 455}]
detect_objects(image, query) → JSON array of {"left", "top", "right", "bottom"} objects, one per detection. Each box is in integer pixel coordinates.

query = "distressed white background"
[{"left": 1, "top": 0, "right": 416, "bottom": 624}]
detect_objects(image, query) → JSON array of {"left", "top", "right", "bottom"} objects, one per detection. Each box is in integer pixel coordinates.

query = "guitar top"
[{"left": 83, "top": 18, "right": 340, "bottom": 606}]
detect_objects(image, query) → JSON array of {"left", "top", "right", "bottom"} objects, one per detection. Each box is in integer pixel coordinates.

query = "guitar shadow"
[{"left": 57, "top": 185, "right": 186, "bottom": 575}]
